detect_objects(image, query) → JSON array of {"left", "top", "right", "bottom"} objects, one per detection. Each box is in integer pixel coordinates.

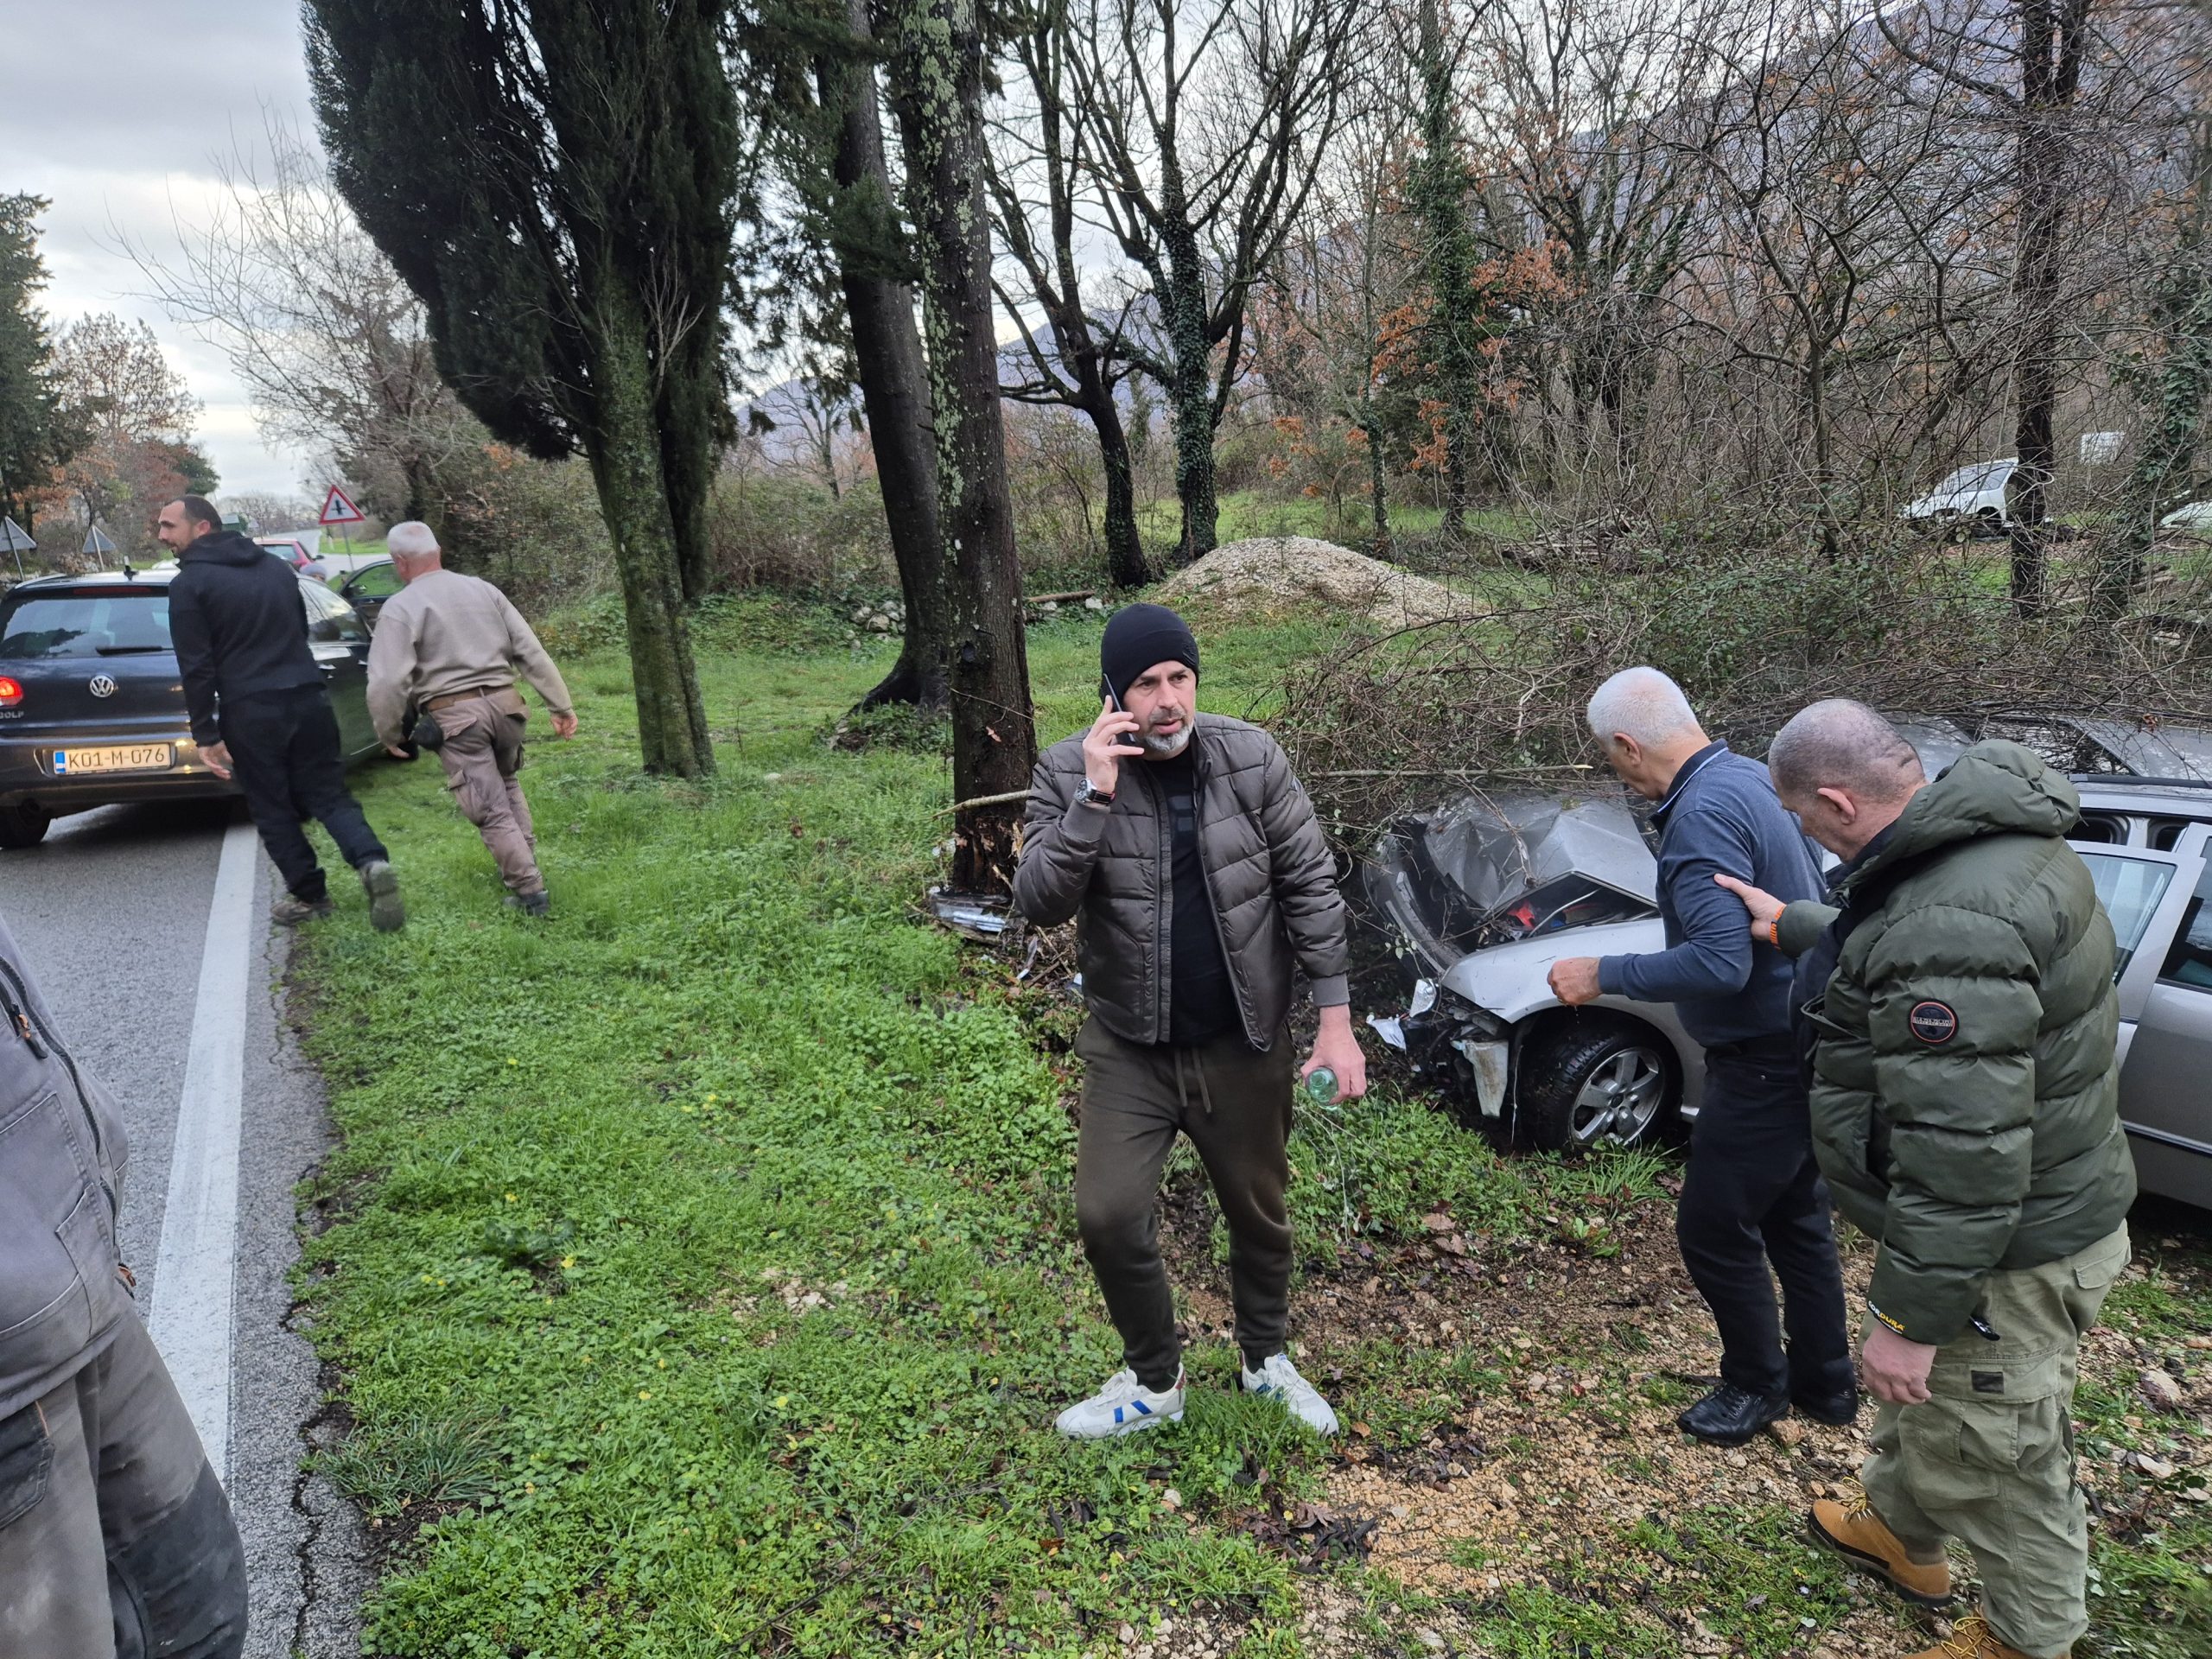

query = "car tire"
[
  {"left": 0, "top": 803, "right": 51, "bottom": 849},
  {"left": 1514, "top": 1015, "right": 1679, "bottom": 1153}
]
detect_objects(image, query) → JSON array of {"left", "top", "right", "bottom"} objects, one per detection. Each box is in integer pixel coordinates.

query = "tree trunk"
[
  {"left": 1082, "top": 381, "right": 1148, "bottom": 588},
  {"left": 587, "top": 295, "right": 715, "bottom": 776},
  {"left": 2097, "top": 118, "right": 2212, "bottom": 619},
  {"left": 844, "top": 267, "right": 952, "bottom": 708},
  {"left": 820, "top": 0, "right": 950, "bottom": 711},
  {"left": 2005, "top": 0, "right": 2090, "bottom": 616},
  {"left": 886, "top": 0, "right": 1038, "bottom": 894},
  {"left": 1161, "top": 221, "right": 1220, "bottom": 563},
  {"left": 1363, "top": 402, "right": 1390, "bottom": 557}
]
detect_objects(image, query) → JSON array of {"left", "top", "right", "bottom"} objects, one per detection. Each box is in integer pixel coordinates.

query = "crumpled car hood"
[{"left": 1364, "top": 791, "right": 1660, "bottom": 972}]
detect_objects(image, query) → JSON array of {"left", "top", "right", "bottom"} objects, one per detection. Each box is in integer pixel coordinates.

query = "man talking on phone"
[{"left": 1014, "top": 603, "right": 1364, "bottom": 1439}]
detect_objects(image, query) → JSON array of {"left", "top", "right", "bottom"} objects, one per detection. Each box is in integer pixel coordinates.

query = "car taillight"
[{"left": 0, "top": 677, "right": 21, "bottom": 707}]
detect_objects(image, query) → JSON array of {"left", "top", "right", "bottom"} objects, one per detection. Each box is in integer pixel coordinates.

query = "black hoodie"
[{"left": 168, "top": 530, "right": 322, "bottom": 743}]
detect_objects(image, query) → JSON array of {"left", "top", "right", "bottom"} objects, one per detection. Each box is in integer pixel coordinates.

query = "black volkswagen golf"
[{"left": 0, "top": 566, "right": 382, "bottom": 847}]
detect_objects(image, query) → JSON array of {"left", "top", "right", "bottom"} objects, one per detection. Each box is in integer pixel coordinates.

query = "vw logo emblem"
[{"left": 88, "top": 674, "right": 118, "bottom": 699}]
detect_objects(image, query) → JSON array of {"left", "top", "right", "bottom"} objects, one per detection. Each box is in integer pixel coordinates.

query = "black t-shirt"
[{"left": 1148, "top": 749, "right": 1237, "bottom": 1046}]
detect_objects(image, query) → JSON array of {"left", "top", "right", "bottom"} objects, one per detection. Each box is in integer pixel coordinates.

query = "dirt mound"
[{"left": 1154, "top": 536, "right": 1477, "bottom": 628}]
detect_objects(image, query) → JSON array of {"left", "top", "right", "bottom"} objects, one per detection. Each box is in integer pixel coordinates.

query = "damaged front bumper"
[{"left": 1400, "top": 981, "right": 1514, "bottom": 1120}]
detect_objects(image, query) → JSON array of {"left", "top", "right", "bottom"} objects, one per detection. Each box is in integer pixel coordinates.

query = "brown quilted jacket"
[{"left": 1013, "top": 713, "right": 1351, "bottom": 1048}]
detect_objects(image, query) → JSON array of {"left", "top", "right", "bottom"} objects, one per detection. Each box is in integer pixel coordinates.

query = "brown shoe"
[
  {"left": 1901, "top": 1612, "right": 2064, "bottom": 1659},
  {"left": 1808, "top": 1495, "right": 1955, "bottom": 1608}
]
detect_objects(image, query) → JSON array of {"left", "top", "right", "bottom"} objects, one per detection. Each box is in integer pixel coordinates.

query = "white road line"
[{"left": 147, "top": 818, "right": 260, "bottom": 1484}]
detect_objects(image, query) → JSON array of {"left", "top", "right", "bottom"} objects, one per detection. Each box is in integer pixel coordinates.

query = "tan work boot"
[
  {"left": 1902, "top": 1612, "right": 2064, "bottom": 1659},
  {"left": 1808, "top": 1495, "right": 1955, "bottom": 1608}
]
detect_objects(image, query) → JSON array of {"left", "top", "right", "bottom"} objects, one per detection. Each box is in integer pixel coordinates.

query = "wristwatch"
[{"left": 1076, "top": 779, "right": 1116, "bottom": 809}]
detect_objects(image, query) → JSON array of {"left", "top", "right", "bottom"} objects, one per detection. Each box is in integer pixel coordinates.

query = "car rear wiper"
[{"left": 93, "top": 645, "right": 168, "bottom": 655}]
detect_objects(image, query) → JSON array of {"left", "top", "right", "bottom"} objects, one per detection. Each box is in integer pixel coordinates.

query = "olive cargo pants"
[
  {"left": 431, "top": 687, "right": 543, "bottom": 895},
  {"left": 1072, "top": 1019, "right": 1296, "bottom": 1390},
  {"left": 1860, "top": 1225, "right": 2131, "bottom": 1659}
]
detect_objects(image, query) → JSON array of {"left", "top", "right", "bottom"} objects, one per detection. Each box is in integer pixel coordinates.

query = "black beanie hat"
[{"left": 1100, "top": 603, "right": 1200, "bottom": 702}]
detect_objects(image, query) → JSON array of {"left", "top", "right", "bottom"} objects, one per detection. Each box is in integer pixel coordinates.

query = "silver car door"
[{"left": 2107, "top": 827, "right": 2212, "bottom": 1205}]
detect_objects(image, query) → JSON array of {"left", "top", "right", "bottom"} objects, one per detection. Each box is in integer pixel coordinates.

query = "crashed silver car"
[{"left": 1363, "top": 717, "right": 2212, "bottom": 1211}]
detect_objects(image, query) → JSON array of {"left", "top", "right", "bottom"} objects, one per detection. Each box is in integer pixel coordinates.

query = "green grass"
[
  {"left": 1134, "top": 489, "right": 1529, "bottom": 554},
  {"left": 289, "top": 591, "right": 2211, "bottom": 1656},
  {"left": 289, "top": 597, "right": 1561, "bottom": 1655}
]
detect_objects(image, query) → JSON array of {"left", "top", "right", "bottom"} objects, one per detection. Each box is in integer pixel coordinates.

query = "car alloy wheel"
[
  {"left": 1513, "top": 1014, "right": 1681, "bottom": 1152},
  {"left": 1568, "top": 1045, "right": 1667, "bottom": 1146}
]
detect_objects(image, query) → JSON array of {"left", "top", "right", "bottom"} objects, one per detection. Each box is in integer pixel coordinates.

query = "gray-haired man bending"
[{"left": 366, "top": 523, "right": 577, "bottom": 915}]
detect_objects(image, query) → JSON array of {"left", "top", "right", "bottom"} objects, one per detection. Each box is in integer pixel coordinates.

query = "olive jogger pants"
[
  {"left": 431, "top": 687, "right": 543, "bottom": 895},
  {"left": 1072, "top": 1018, "right": 1296, "bottom": 1390},
  {"left": 1860, "top": 1224, "right": 2131, "bottom": 1659}
]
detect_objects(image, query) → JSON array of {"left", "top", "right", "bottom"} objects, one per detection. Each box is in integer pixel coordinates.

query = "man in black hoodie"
[{"left": 158, "top": 498, "right": 404, "bottom": 930}]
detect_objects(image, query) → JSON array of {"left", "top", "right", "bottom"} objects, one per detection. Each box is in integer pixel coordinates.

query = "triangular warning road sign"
[{"left": 318, "top": 486, "right": 365, "bottom": 527}]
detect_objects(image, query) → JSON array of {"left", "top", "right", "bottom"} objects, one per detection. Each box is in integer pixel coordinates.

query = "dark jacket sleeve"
[
  {"left": 1011, "top": 751, "right": 1109, "bottom": 926},
  {"left": 1257, "top": 736, "right": 1350, "bottom": 1007},
  {"left": 168, "top": 573, "right": 221, "bottom": 745},
  {"left": 1859, "top": 903, "right": 2042, "bottom": 1344},
  {"left": 1599, "top": 800, "right": 1758, "bottom": 1003},
  {"left": 1777, "top": 900, "right": 1841, "bottom": 958}
]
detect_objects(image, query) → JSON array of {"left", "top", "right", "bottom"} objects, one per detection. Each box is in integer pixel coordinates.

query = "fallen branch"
[{"left": 946, "top": 788, "right": 1033, "bottom": 813}]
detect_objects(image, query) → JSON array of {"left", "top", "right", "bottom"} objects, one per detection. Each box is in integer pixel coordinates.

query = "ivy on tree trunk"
[{"left": 882, "top": 0, "right": 1039, "bottom": 893}]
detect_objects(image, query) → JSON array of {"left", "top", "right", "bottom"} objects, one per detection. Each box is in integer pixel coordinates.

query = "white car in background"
[
  {"left": 1900, "top": 458, "right": 2043, "bottom": 538},
  {"left": 2158, "top": 500, "right": 2212, "bottom": 537}
]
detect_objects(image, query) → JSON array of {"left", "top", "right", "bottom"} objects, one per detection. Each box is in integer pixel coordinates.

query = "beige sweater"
[{"left": 365, "top": 568, "right": 573, "bottom": 746}]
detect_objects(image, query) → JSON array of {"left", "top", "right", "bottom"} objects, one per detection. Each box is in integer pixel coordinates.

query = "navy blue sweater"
[{"left": 1597, "top": 743, "right": 1824, "bottom": 1047}]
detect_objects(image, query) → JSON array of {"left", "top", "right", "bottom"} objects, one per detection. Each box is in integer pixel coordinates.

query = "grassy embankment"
[{"left": 292, "top": 595, "right": 2210, "bottom": 1657}]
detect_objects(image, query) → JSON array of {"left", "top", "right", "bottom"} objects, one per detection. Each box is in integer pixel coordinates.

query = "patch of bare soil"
[
  {"left": 1154, "top": 537, "right": 1479, "bottom": 629},
  {"left": 1147, "top": 1177, "right": 2212, "bottom": 1658}
]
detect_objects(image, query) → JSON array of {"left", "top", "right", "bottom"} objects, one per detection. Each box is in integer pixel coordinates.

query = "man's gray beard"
[{"left": 1140, "top": 724, "right": 1192, "bottom": 759}]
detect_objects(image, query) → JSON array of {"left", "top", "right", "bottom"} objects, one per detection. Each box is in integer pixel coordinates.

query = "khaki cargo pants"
[
  {"left": 431, "top": 687, "right": 543, "bottom": 896},
  {"left": 1861, "top": 1224, "right": 2131, "bottom": 1658}
]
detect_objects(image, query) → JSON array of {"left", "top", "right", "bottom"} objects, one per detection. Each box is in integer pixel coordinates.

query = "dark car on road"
[{"left": 0, "top": 567, "right": 381, "bottom": 847}]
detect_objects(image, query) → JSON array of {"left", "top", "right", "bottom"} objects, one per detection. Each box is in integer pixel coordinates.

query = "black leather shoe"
[
  {"left": 1677, "top": 1382, "right": 1790, "bottom": 1446},
  {"left": 1791, "top": 1386, "right": 1860, "bottom": 1427}
]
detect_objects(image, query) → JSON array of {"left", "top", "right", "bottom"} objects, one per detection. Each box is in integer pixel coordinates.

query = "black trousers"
[
  {"left": 1676, "top": 1049, "right": 1853, "bottom": 1401},
  {"left": 218, "top": 685, "right": 385, "bottom": 901}
]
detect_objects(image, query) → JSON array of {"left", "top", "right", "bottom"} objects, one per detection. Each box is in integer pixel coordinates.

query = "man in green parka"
[{"left": 1714, "top": 700, "right": 2135, "bottom": 1659}]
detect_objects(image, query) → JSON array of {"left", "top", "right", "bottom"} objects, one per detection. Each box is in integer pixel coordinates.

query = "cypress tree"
[{"left": 305, "top": 0, "right": 740, "bottom": 776}]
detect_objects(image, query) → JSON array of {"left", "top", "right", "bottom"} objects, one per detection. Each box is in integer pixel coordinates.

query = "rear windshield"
[{"left": 0, "top": 590, "right": 174, "bottom": 658}]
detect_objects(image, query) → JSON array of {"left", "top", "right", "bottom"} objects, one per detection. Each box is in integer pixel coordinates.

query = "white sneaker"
[
  {"left": 1054, "top": 1367, "right": 1185, "bottom": 1439},
  {"left": 1242, "top": 1352, "right": 1339, "bottom": 1436}
]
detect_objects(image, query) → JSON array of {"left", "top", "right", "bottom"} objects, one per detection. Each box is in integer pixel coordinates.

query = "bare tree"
[
  {"left": 1472, "top": 0, "right": 1710, "bottom": 493},
  {"left": 118, "top": 117, "right": 474, "bottom": 528},
  {"left": 1065, "top": 0, "right": 1368, "bottom": 561},
  {"left": 990, "top": 6, "right": 1152, "bottom": 588}
]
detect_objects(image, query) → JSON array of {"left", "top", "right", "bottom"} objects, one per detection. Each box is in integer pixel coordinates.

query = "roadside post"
[{"left": 0, "top": 516, "right": 35, "bottom": 581}]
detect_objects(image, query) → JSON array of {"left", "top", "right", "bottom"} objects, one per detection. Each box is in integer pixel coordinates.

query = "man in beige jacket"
[{"left": 367, "top": 522, "right": 577, "bottom": 915}]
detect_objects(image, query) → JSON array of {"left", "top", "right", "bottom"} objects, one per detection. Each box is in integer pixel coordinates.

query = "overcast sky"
[{"left": 5, "top": 1, "right": 321, "bottom": 498}]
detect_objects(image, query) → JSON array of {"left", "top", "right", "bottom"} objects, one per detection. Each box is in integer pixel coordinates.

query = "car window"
[
  {"left": 0, "top": 590, "right": 173, "bottom": 658},
  {"left": 2078, "top": 852, "right": 2177, "bottom": 979},
  {"left": 300, "top": 581, "right": 366, "bottom": 645},
  {"left": 2159, "top": 860, "right": 2212, "bottom": 991},
  {"left": 345, "top": 562, "right": 401, "bottom": 599}
]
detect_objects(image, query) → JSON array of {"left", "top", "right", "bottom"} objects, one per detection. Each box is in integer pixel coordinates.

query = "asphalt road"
[{"left": 3, "top": 798, "right": 366, "bottom": 1657}]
